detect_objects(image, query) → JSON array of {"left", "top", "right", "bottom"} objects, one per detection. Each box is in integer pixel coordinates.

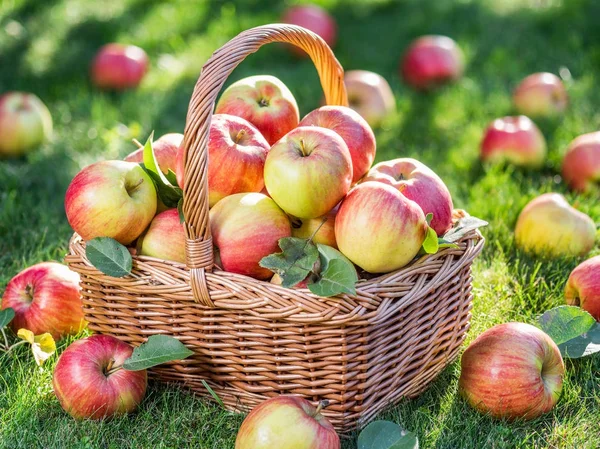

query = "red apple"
[
  {"left": 362, "top": 158, "right": 453, "bottom": 236},
  {"left": 291, "top": 207, "right": 338, "bottom": 249},
  {"left": 65, "top": 160, "right": 157, "bottom": 245},
  {"left": 235, "top": 396, "right": 340, "bottom": 449},
  {"left": 459, "top": 322, "right": 564, "bottom": 420},
  {"left": 480, "top": 116, "right": 547, "bottom": 167},
  {"left": 209, "top": 192, "right": 291, "bottom": 280},
  {"left": 264, "top": 126, "right": 352, "bottom": 219},
  {"left": 400, "top": 35, "right": 464, "bottom": 90},
  {"left": 561, "top": 131, "right": 600, "bottom": 193},
  {"left": 90, "top": 43, "right": 149, "bottom": 90},
  {"left": 513, "top": 72, "right": 568, "bottom": 118},
  {"left": 0, "top": 91, "right": 52, "bottom": 157},
  {"left": 124, "top": 133, "right": 183, "bottom": 175},
  {"left": 335, "top": 181, "right": 428, "bottom": 273},
  {"left": 344, "top": 70, "right": 396, "bottom": 127},
  {"left": 281, "top": 5, "right": 337, "bottom": 57},
  {"left": 53, "top": 334, "right": 147, "bottom": 420},
  {"left": 1, "top": 262, "right": 84, "bottom": 339},
  {"left": 137, "top": 209, "right": 185, "bottom": 263},
  {"left": 565, "top": 255, "right": 600, "bottom": 321},
  {"left": 215, "top": 75, "right": 299, "bottom": 145},
  {"left": 299, "top": 105, "right": 376, "bottom": 183}
]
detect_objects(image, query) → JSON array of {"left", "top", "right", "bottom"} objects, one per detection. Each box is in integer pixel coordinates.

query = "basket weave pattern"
[{"left": 65, "top": 24, "right": 484, "bottom": 433}]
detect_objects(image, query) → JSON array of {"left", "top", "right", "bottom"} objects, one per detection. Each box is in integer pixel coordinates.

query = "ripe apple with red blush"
[
  {"left": 561, "top": 131, "right": 600, "bottom": 193},
  {"left": 344, "top": 70, "right": 396, "bottom": 127},
  {"left": 565, "top": 255, "right": 600, "bottom": 321},
  {"left": 513, "top": 72, "right": 568, "bottom": 118},
  {"left": 91, "top": 44, "right": 148, "bottom": 90},
  {"left": 281, "top": 5, "right": 337, "bottom": 57},
  {"left": 137, "top": 209, "right": 186, "bottom": 263},
  {"left": 125, "top": 133, "right": 182, "bottom": 175}
]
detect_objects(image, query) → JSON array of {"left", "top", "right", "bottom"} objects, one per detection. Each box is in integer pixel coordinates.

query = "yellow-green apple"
[
  {"left": 344, "top": 70, "right": 396, "bottom": 127},
  {"left": 459, "top": 322, "right": 564, "bottom": 420},
  {"left": 515, "top": 193, "right": 596, "bottom": 258},
  {"left": 264, "top": 127, "right": 352, "bottom": 219},
  {"left": 91, "top": 43, "right": 148, "bottom": 90},
  {"left": 235, "top": 396, "right": 340, "bottom": 449},
  {"left": 400, "top": 35, "right": 464, "bottom": 90},
  {"left": 362, "top": 158, "right": 453, "bottom": 236},
  {"left": 565, "top": 255, "right": 600, "bottom": 321},
  {"left": 215, "top": 75, "right": 299, "bottom": 145},
  {"left": 1, "top": 262, "right": 85, "bottom": 339},
  {"left": 561, "top": 131, "right": 600, "bottom": 193},
  {"left": 299, "top": 105, "right": 376, "bottom": 183},
  {"left": 53, "top": 334, "right": 147, "bottom": 420},
  {"left": 65, "top": 160, "right": 157, "bottom": 245},
  {"left": 480, "top": 116, "right": 546, "bottom": 167},
  {"left": 209, "top": 193, "right": 291, "bottom": 280},
  {"left": 335, "top": 181, "right": 428, "bottom": 273},
  {"left": 125, "top": 133, "right": 183, "bottom": 175},
  {"left": 291, "top": 207, "right": 338, "bottom": 248},
  {"left": 137, "top": 209, "right": 185, "bottom": 263},
  {"left": 281, "top": 5, "right": 337, "bottom": 57},
  {"left": 0, "top": 92, "right": 52, "bottom": 157},
  {"left": 513, "top": 72, "right": 568, "bottom": 118}
]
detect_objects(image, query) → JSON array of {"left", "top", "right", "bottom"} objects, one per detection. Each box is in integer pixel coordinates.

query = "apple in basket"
[
  {"left": 53, "top": 335, "right": 147, "bottom": 419},
  {"left": 235, "top": 396, "right": 340, "bottom": 449},
  {"left": 215, "top": 75, "right": 299, "bottom": 145},
  {"left": 513, "top": 72, "right": 568, "bottom": 118},
  {"left": 344, "top": 70, "right": 396, "bottom": 127},
  {"left": 515, "top": 193, "right": 595, "bottom": 258},
  {"left": 281, "top": 4, "right": 337, "bottom": 57},
  {"left": 90, "top": 43, "right": 149, "bottom": 90},
  {"left": 459, "top": 322, "right": 564, "bottom": 420},
  {"left": 1, "top": 262, "right": 85, "bottom": 339},
  {"left": 137, "top": 209, "right": 186, "bottom": 263},
  {"left": 125, "top": 132, "right": 182, "bottom": 175},
  {"left": 565, "top": 255, "right": 600, "bottom": 321},
  {"left": 65, "top": 160, "right": 157, "bottom": 245},
  {"left": 335, "top": 181, "right": 428, "bottom": 273},
  {"left": 362, "top": 158, "right": 453, "bottom": 236},
  {"left": 561, "top": 131, "right": 600, "bottom": 193},
  {"left": 264, "top": 126, "right": 352, "bottom": 219},
  {"left": 299, "top": 105, "right": 376, "bottom": 183},
  {"left": 291, "top": 207, "right": 338, "bottom": 249},
  {"left": 0, "top": 91, "right": 53, "bottom": 157}
]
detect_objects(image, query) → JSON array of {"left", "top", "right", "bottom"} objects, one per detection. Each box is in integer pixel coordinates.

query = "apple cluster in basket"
[{"left": 64, "top": 75, "right": 454, "bottom": 290}]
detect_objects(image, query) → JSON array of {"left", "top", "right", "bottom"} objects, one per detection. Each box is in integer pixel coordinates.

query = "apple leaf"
[
  {"left": 358, "top": 420, "right": 419, "bottom": 449},
  {"left": 425, "top": 213, "right": 433, "bottom": 226},
  {"left": 421, "top": 226, "right": 439, "bottom": 254},
  {"left": 443, "top": 215, "right": 488, "bottom": 243},
  {"left": 438, "top": 238, "right": 460, "bottom": 250},
  {"left": 140, "top": 133, "right": 183, "bottom": 208},
  {"left": 308, "top": 245, "right": 358, "bottom": 297},
  {"left": 177, "top": 197, "right": 185, "bottom": 224},
  {"left": 558, "top": 323, "right": 600, "bottom": 358},
  {"left": 537, "top": 306, "right": 596, "bottom": 346},
  {"left": 86, "top": 237, "right": 132, "bottom": 278},
  {"left": 259, "top": 237, "right": 319, "bottom": 288},
  {"left": 166, "top": 169, "right": 179, "bottom": 187},
  {"left": 123, "top": 335, "right": 194, "bottom": 371},
  {"left": 0, "top": 308, "right": 15, "bottom": 328}
]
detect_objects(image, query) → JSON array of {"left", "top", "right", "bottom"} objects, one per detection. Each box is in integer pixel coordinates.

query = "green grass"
[{"left": 1, "top": 0, "right": 600, "bottom": 447}]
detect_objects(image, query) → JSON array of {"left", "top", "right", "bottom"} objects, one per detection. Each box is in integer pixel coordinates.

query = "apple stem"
[
  {"left": 105, "top": 358, "right": 123, "bottom": 375},
  {"left": 132, "top": 138, "right": 144, "bottom": 149},
  {"left": 127, "top": 178, "right": 145, "bottom": 195},
  {"left": 313, "top": 400, "right": 329, "bottom": 417},
  {"left": 24, "top": 284, "right": 34, "bottom": 301},
  {"left": 234, "top": 129, "right": 246, "bottom": 144},
  {"left": 299, "top": 138, "right": 307, "bottom": 156}
]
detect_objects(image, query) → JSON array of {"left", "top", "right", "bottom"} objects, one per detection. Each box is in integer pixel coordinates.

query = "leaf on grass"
[
  {"left": 422, "top": 227, "right": 439, "bottom": 254},
  {"left": 558, "top": 323, "right": 600, "bottom": 359},
  {"left": 358, "top": 420, "right": 419, "bottom": 449},
  {"left": 177, "top": 197, "right": 185, "bottom": 224},
  {"left": 140, "top": 134, "right": 183, "bottom": 208},
  {"left": 443, "top": 216, "right": 488, "bottom": 243},
  {"left": 123, "top": 335, "right": 194, "bottom": 371},
  {"left": 537, "top": 306, "right": 596, "bottom": 346},
  {"left": 201, "top": 380, "right": 226, "bottom": 409},
  {"left": 86, "top": 237, "right": 132, "bottom": 277},
  {"left": 17, "top": 328, "right": 56, "bottom": 366},
  {"left": 259, "top": 237, "right": 319, "bottom": 288},
  {"left": 0, "top": 307, "right": 15, "bottom": 328}
]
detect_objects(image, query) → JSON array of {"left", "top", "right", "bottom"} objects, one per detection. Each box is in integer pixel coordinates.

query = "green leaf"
[
  {"left": 177, "top": 197, "right": 185, "bottom": 224},
  {"left": 443, "top": 215, "right": 488, "bottom": 243},
  {"left": 308, "top": 258, "right": 357, "bottom": 297},
  {"left": 358, "top": 420, "right": 419, "bottom": 449},
  {"left": 140, "top": 134, "right": 183, "bottom": 208},
  {"left": 166, "top": 169, "right": 179, "bottom": 187},
  {"left": 86, "top": 237, "right": 132, "bottom": 277},
  {"left": 123, "top": 335, "right": 194, "bottom": 371},
  {"left": 537, "top": 306, "right": 596, "bottom": 346},
  {"left": 144, "top": 169, "right": 183, "bottom": 208},
  {"left": 259, "top": 237, "right": 319, "bottom": 288},
  {"left": 425, "top": 213, "right": 433, "bottom": 226},
  {"left": 0, "top": 308, "right": 15, "bottom": 328},
  {"left": 438, "top": 238, "right": 459, "bottom": 250},
  {"left": 558, "top": 323, "right": 600, "bottom": 358},
  {"left": 421, "top": 226, "right": 439, "bottom": 254}
]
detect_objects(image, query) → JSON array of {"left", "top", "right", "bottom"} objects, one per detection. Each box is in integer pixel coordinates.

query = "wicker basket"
[{"left": 65, "top": 24, "right": 484, "bottom": 433}]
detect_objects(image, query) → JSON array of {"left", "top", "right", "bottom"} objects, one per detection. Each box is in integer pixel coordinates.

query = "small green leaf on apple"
[
  {"left": 421, "top": 226, "right": 439, "bottom": 254},
  {"left": 308, "top": 244, "right": 358, "bottom": 297},
  {"left": 177, "top": 197, "right": 185, "bottom": 224},
  {"left": 537, "top": 305, "right": 596, "bottom": 346},
  {"left": 139, "top": 133, "right": 183, "bottom": 208},
  {"left": 166, "top": 169, "right": 179, "bottom": 187},
  {"left": 259, "top": 237, "right": 319, "bottom": 288},
  {"left": 86, "top": 237, "right": 133, "bottom": 278},
  {"left": 123, "top": 335, "right": 194, "bottom": 371},
  {"left": 358, "top": 420, "right": 419, "bottom": 449},
  {"left": 558, "top": 323, "right": 600, "bottom": 358},
  {"left": 425, "top": 213, "right": 433, "bottom": 226},
  {"left": 443, "top": 215, "right": 489, "bottom": 243},
  {"left": 0, "top": 307, "right": 15, "bottom": 328}
]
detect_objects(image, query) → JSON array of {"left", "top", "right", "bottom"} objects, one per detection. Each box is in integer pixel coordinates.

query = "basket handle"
[{"left": 180, "top": 24, "right": 348, "bottom": 307}]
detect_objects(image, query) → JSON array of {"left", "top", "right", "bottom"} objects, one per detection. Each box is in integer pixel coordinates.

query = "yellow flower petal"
[
  {"left": 17, "top": 328, "right": 34, "bottom": 344},
  {"left": 34, "top": 333, "right": 56, "bottom": 354}
]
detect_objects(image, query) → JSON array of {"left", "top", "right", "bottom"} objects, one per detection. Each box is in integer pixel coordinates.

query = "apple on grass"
[
  {"left": 235, "top": 396, "right": 340, "bottom": 449},
  {"left": 215, "top": 75, "right": 299, "bottom": 145},
  {"left": 513, "top": 72, "right": 568, "bottom": 118},
  {"left": 210, "top": 193, "right": 292, "bottom": 280},
  {"left": 65, "top": 160, "right": 157, "bottom": 245},
  {"left": 362, "top": 158, "right": 453, "bottom": 236},
  {"left": 1, "top": 262, "right": 85, "bottom": 339},
  {"left": 561, "top": 131, "right": 600, "bottom": 193},
  {"left": 281, "top": 5, "right": 337, "bottom": 58},
  {"left": 264, "top": 126, "right": 352, "bottom": 219},
  {"left": 137, "top": 209, "right": 186, "bottom": 263},
  {"left": 515, "top": 193, "right": 596, "bottom": 258},
  {"left": 0, "top": 91, "right": 52, "bottom": 157},
  {"left": 335, "top": 181, "right": 428, "bottom": 273},
  {"left": 53, "top": 334, "right": 147, "bottom": 420},
  {"left": 480, "top": 116, "right": 547, "bottom": 167},
  {"left": 400, "top": 35, "right": 464, "bottom": 90},
  {"left": 91, "top": 43, "right": 148, "bottom": 90},
  {"left": 299, "top": 105, "right": 376, "bottom": 183},
  {"left": 344, "top": 70, "right": 396, "bottom": 128},
  {"left": 291, "top": 207, "right": 338, "bottom": 249},
  {"left": 565, "top": 255, "right": 600, "bottom": 321},
  {"left": 125, "top": 132, "right": 183, "bottom": 175},
  {"left": 459, "top": 322, "right": 564, "bottom": 420}
]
